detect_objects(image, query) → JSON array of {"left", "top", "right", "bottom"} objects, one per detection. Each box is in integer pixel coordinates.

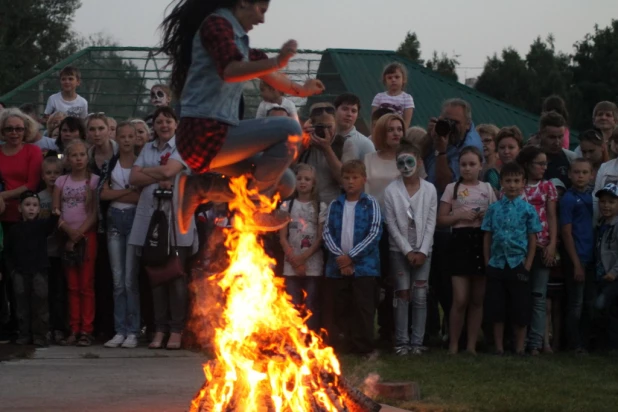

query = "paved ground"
[{"left": 0, "top": 346, "right": 408, "bottom": 412}]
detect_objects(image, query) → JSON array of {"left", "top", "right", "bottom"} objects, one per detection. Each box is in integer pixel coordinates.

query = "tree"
[
  {"left": 0, "top": 0, "right": 82, "bottom": 94},
  {"left": 569, "top": 20, "right": 618, "bottom": 130},
  {"left": 425, "top": 51, "right": 459, "bottom": 82},
  {"left": 396, "top": 31, "right": 423, "bottom": 64}
]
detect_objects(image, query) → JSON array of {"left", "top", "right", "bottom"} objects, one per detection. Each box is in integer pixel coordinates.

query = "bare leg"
[
  {"left": 466, "top": 276, "right": 486, "bottom": 354},
  {"left": 449, "top": 276, "right": 470, "bottom": 354},
  {"left": 513, "top": 325, "right": 527, "bottom": 354},
  {"left": 494, "top": 323, "right": 505, "bottom": 353}
]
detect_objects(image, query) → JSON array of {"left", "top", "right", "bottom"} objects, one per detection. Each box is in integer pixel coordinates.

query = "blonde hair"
[
  {"left": 403, "top": 126, "right": 430, "bottom": 158},
  {"left": 63, "top": 139, "right": 95, "bottom": 212},
  {"left": 86, "top": 113, "right": 109, "bottom": 129},
  {"left": 373, "top": 113, "right": 405, "bottom": 151},
  {"left": 47, "top": 112, "right": 67, "bottom": 135},
  {"left": 292, "top": 164, "right": 321, "bottom": 225},
  {"left": 341, "top": 159, "right": 367, "bottom": 177},
  {"left": 476, "top": 123, "right": 500, "bottom": 139},
  {"left": 0, "top": 108, "right": 39, "bottom": 143}
]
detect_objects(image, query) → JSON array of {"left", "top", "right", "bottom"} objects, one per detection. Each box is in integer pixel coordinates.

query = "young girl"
[
  {"left": 371, "top": 63, "right": 415, "bottom": 129},
  {"left": 579, "top": 129, "right": 608, "bottom": 192},
  {"left": 160, "top": 0, "right": 324, "bottom": 233},
  {"left": 279, "top": 165, "right": 327, "bottom": 332},
  {"left": 54, "top": 116, "right": 87, "bottom": 156},
  {"left": 516, "top": 146, "right": 558, "bottom": 355},
  {"left": 484, "top": 126, "right": 523, "bottom": 192},
  {"left": 384, "top": 143, "right": 437, "bottom": 355},
  {"left": 438, "top": 147, "right": 497, "bottom": 354},
  {"left": 129, "top": 118, "right": 150, "bottom": 155},
  {"left": 53, "top": 140, "right": 100, "bottom": 346},
  {"left": 100, "top": 122, "right": 141, "bottom": 348}
]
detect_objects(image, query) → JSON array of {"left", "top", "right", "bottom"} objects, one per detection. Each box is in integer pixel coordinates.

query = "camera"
[
  {"left": 434, "top": 118, "right": 458, "bottom": 138},
  {"left": 154, "top": 188, "right": 173, "bottom": 199},
  {"left": 313, "top": 124, "right": 329, "bottom": 139}
]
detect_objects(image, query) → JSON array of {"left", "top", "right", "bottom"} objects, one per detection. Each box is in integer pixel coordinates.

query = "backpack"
[{"left": 142, "top": 197, "right": 170, "bottom": 267}]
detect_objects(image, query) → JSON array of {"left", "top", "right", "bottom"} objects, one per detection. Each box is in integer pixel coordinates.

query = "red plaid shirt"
[{"left": 177, "top": 15, "right": 268, "bottom": 174}]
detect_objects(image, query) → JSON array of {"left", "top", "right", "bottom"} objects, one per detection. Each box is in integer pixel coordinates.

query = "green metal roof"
[{"left": 311, "top": 49, "right": 542, "bottom": 138}]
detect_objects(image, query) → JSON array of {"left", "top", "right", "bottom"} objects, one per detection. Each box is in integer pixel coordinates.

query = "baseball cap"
[
  {"left": 550, "top": 178, "right": 566, "bottom": 192},
  {"left": 596, "top": 183, "right": 618, "bottom": 199},
  {"left": 19, "top": 190, "right": 39, "bottom": 203}
]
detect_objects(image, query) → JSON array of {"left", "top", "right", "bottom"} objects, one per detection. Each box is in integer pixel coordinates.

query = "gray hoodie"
[{"left": 597, "top": 215, "right": 618, "bottom": 280}]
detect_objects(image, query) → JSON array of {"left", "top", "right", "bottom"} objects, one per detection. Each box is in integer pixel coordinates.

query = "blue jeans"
[
  {"left": 209, "top": 117, "right": 301, "bottom": 199},
  {"left": 107, "top": 207, "right": 140, "bottom": 336},
  {"left": 284, "top": 276, "right": 321, "bottom": 332},
  {"left": 391, "top": 251, "right": 431, "bottom": 348},
  {"left": 564, "top": 261, "right": 595, "bottom": 350},
  {"left": 527, "top": 253, "right": 551, "bottom": 350}
]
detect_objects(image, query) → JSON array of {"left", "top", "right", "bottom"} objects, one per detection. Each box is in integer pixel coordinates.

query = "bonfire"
[{"left": 190, "top": 176, "right": 381, "bottom": 412}]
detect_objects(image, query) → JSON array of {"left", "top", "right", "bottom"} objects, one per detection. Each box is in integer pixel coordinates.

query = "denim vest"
[{"left": 180, "top": 8, "right": 249, "bottom": 125}]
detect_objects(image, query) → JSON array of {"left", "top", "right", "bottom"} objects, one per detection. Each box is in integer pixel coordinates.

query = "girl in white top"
[
  {"left": 364, "top": 113, "right": 405, "bottom": 210},
  {"left": 279, "top": 164, "right": 327, "bottom": 332},
  {"left": 100, "top": 122, "right": 141, "bottom": 349},
  {"left": 371, "top": 62, "right": 415, "bottom": 129},
  {"left": 437, "top": 146, "right": 497, "bottom": 355}
]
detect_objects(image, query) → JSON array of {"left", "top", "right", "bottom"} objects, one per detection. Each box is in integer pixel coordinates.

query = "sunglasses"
[
  {"left": 87, "top": 112, "right": 105, "bottom": 117},
  {"left": 310, "top": 106, "right": 335, "bottom": 117},
  {"left": 2, "top": 126, "right": 25, "bottom": 134}
]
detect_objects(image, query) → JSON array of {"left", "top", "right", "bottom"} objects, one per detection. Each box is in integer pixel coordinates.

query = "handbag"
[
  {"left": 61, "top": 237, "right": 87, "bottom": 267},
  {"left": 145, "top": 191, "right": 186, "bottom": 287}
]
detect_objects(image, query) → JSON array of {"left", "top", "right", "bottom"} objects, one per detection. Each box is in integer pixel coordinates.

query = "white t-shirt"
[
  {"left": 364, "top": 152, "right": 399, "bottom": 210},
  {"left": 255, "top": 97, "right": 299, "bottom": 123},
  {"left": 44, "top": 92, "right": 89, "bottom": 119},
  {"left": 341, "top": 200, "right": 357, "bottom": 254},
  {"left": 280, "top": 199, "right": 328, "bottom": 277},
  {"left": 371, "top": 91, "right": 415, "bottom": 116},
  {"left": 110, "top": 162, "right": 135, "bottom": 210},
  {"left": 34, "top": 136, "right": 59, "bottom": 152}
]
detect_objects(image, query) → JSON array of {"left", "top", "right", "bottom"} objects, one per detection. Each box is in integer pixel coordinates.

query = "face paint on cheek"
[
  {"left": 150, "top": 88, "right": 169, "bottom": 107},
  {"left": 396, "top": 154, "right": 417, "bottom": 177}
]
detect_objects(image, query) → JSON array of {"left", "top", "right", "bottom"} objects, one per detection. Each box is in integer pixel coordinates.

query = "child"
[
  {"left": 371, "top": 62, "right": 415, "bottom": 129},
  {"left": 594, "top": 183, "right": 618, "bottom": 350},
  {"left": 5, "top": 191, "right": 59, "bottom": 346},
  {"left": 44, "top": 66, "right": 88, "bottom": 120},
  {"left": 100, "top": 122, "right": 141, "bottom": 349},
  {"left": 53, "top": 140, "right": 99, "bottom": 347},
  {"left": 384, "top": 143, "right": 437, "bottom": 355},
  {"left": 38, "top": 157, "right": 67, "bottom": 343},
  {"left": 482, "top": 162, "right": 542, "bottom": 355},
  {"left": 516, "top": 146, "right": 558, "bottom": 355},
  {"left": 256, "top": 80, "right": 299, "bottom": 123},
  {"left": 279, "top": 165, "right": 327, "bottom": 332},
  {"left": 438, "top": 146, "right": 497, "bottom": 354},
  {"left": 560, "top": 162, "right": 595, "bottom": 353},
  {"left": 322, "top": 160, "right": 382, "bottom": 354}
]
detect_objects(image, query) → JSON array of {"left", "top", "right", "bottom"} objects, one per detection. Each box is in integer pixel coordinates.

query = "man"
[
  {"left": 423, "top": 98, "right": 483, "bottom": 341},
  {"left": 574, "top": 101, "right": 618, "bottom": 157},
  {"left": 334, "top": 93, "right": 376, "bottom": 164},
  {"left": 538, "top": 111, "right": 576, "bottom": 187},
  {"left": 424, "top": 98, "right": 484, "bottom": 194}
]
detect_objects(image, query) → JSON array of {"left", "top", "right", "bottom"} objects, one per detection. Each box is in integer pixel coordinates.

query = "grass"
[{"left": 339, "top": 351, "right": 618, "bottom": 412}]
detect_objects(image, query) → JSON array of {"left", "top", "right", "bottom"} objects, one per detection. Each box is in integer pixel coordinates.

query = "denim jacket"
[
  {"left": 180, "top": 8, "right": 248, "bottom": 125},
  {"left": 323, "top": 193, "right": 383, "bottom": 278}
]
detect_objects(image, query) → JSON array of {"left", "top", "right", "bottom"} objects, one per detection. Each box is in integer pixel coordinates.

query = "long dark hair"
[
  {"left": 56, "top": 116, "right": 86, "bottom": 152},
  {"left": 516, "top": 146, "right": 544, "bottom": 180},
  {"left": 159, "top": 0, "right": 262, "bottom": 98}
]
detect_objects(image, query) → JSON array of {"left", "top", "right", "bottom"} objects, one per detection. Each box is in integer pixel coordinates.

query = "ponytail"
[{"left": 452, "top": 177, "right": 464, "bottom": 203}]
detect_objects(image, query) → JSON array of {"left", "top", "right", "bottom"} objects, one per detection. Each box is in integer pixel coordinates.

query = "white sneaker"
[
  {"left": 104, "top": 334, "right": 126, "bottom": 348},
  {"left": 121, "top": 334, "right": 138, "bottom": 348}
]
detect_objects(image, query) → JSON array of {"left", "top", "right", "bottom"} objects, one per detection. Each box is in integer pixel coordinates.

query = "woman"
[
  {"left": 160, "top": 0, "right": 325, "bottom": 233},
  {"left": 128, "top": 106, "right": 197, "bottom": 350},
  {"left": 477, "top": 124, "right": 499, "bottom": 177},
  {"left": 0, "top": 108, "right": 43, "bottom": 341},
  {"left": 87, "top": 114, "right": 118, "bottom": 176},
  {"left": 483, "top": 126, "right": 524, "bottom": 192},
  {"left": 130, "top": 118, "right": 151, "bottom": 155}
]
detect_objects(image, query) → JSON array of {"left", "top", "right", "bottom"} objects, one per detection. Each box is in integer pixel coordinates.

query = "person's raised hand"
[
  {"left": 458, "top": 209, "right": 478, "bottom": 222},
  {"left": 300, "top": 79, "right": 325, "bottom": 97},
  {"left": 277, "top": 40, "right": 298, "bottom": 68}
]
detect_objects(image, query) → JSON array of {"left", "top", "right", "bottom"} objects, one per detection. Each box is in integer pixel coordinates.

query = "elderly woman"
[
  {"left": 0, "top": 108, "right": 43, "bottom": 224},
  {"left": 128, "top": 106, "right": 197, "bottom": 350}
]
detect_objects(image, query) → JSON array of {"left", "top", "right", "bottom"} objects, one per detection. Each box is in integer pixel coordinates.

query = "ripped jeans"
[{"left": 391, "top": 251, "right": 431, "bottom": 348}]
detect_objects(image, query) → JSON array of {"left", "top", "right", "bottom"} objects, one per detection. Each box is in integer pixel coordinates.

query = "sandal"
[
  {"left": 61, "top": 333, "right": 78, "bottom": 346},
  {"left": 166, "top": 332, "right": 182, "bottom": 350},
  {"left": 77, "top": 333, "right": 93, "bottom": 347},
  {"left": 149, "top": 332, "right": 166, "bottom": 349}
]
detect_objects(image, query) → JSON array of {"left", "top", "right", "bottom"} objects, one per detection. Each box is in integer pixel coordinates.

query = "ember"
[{"left": 190, "top": 176, "right": 381, "bottom": 412}]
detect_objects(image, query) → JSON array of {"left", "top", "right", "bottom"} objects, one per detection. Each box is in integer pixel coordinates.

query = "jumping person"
[{"left": 160, "top": 0, "right": 325, "bottom": 233}]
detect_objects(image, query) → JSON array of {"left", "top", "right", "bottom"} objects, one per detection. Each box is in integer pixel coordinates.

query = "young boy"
[
  {"left": 560, "top": 160, "right": 595, "bottom": 353},
  {"left": 323, "top": 160, "right": 382, "bottom": 355},
  {"left": 5, "top": 191, "right": 59, "bottom": 346},
  {"left": 38, "top": 157, "right": 67, "bottom": 343},
  {"left": 383, "top": 143, "right": 437, "bottom": 355},
  {"left": 255, "top": 80, "right": 299, "bottom": 123},
  {"left": 44, "top": 66, "right": 88, "bottom": 120},
  {"left": 594, "top": 183, "right": 618, "bottom": 350},
  {"left": 482, "top": 162, "right": 542, "bottom": 355}
]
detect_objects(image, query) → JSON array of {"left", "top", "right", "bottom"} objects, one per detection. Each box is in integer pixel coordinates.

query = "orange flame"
[{"left": 190, "top": 175, "right": 343, "bottom": 412}]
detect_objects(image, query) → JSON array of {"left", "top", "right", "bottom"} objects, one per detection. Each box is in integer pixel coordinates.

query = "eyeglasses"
[
  {"left": 310, "top": 106, "right": 335, "bottom": 117},
  {"left": 2, "top": 127, "right": 25, "bottom": 134}
]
